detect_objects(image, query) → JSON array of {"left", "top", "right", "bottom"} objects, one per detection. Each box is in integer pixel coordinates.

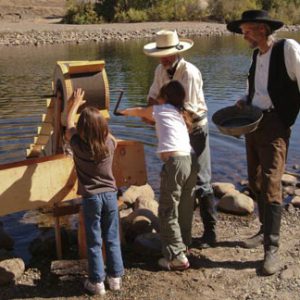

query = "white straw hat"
[{"left": 143, "top": 30, "right": 194, "bottom": 57}]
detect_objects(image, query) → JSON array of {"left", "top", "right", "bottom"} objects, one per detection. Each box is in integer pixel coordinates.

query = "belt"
[
  {"left": 159, "top": 151, "right": 190, "bottom": 162},
  {"left": 262, "top": 107, "right": 276, "bottom": 113}
]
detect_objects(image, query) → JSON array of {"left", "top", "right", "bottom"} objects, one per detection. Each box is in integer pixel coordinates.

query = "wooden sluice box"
[{"left": 0, "top": 61, "right": 147, "bottom": 259}]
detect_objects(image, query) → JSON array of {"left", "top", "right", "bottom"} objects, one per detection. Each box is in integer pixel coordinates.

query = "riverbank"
[{"left": 0, "top": 18, "right": 300, "bottom": 46}]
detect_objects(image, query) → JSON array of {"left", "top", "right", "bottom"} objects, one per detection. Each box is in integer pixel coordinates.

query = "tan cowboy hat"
[
  {"left": 227, "top": 10, "right": 284, "bottom": 34},
  {"left": 143, "top": 30, "right": 194, "bottom": 57}
]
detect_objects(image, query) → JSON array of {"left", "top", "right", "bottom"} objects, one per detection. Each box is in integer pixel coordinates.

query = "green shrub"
[
  {"left": 270, "top": 2, "right": 300, "bottom": 24},
  {"left": 208, "top": 0, "right": 258, "bottom": 22},
  {"left": 114, "top": 8, "right": 148, "bottom": 22},
  {"left": 63, "top": 0, "right": 102, "bottom": 24}
]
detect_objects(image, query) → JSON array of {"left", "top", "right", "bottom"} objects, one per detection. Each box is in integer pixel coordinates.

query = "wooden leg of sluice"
[
  {"left": 78, "top": 207, "right": 87, "bottom": 259},
  {"left": 54, "top": 216, "right": 62, "bottom": 259}
]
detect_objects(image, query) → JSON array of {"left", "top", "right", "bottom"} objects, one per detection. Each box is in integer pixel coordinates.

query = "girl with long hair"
[{"left": 66, "top": 88, "right": 124, "bottom": 295}]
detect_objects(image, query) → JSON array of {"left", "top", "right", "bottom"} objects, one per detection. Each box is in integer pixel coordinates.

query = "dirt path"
[{"left": 1, "top": 207, "right": 300, "bottom": 299}]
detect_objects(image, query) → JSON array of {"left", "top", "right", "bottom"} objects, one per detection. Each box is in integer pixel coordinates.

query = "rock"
[
  {"left": 217, "top": 192, "right": 254, "bottom": 215},
  {"left": 281, "top": 174, "right": 298, "bottom": 186},
  {"left": 122, "top": 184, "right": 155, "bottom": 205},
  {"left": 283, "top": 185, "right": 295, "bottom": 195},
  {"left": 0, "top": 221, "right": 14, "bottom": 250},
  {"left": 0, "top": 258, "right": 25, "bottom": 286},
  {"left": 122, "top": 208, "right": 160, "bottom": 243},
  {"left": 291, "top": 196, "right": 300, "bottom": 208},
  {"left": 212, "top": 182, "right": 236, "bottom": 198},
  {"left": 134, "top": 196, "right": 158, "bottom": 215},
  {"left": 293, "top": 189, "right": 300, "bottom": 196}
]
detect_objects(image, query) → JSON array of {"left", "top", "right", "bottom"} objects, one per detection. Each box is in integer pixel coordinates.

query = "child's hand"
[
  {"left": 118, "top": 109, "right": 127, "bottom": 115},
  {"left": 72, "top": 88, "right": 86, "bottom": 108}
]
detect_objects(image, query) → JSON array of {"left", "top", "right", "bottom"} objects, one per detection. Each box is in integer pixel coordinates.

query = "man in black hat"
[{"left": 227, "top": 10, "right": 300, "bottom": 275}]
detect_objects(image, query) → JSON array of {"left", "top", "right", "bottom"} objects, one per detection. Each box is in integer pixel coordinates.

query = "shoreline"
[{"left": 0, "top": 19, "right": 300, "bottom": 46}]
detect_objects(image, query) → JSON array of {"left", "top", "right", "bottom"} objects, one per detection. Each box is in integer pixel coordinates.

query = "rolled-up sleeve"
[{"left": 284, "top": 39, "right": 300, "bottom": 92}]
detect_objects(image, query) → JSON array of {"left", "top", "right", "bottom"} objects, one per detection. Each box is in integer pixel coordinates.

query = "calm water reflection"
[{"left": 1, "top": 32, "right": 300, "bottom": 261}]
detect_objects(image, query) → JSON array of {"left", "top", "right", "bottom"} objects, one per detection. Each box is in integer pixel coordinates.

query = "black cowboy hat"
[{"left": 227, "top": 10, "right": 284, "bottom": 34}]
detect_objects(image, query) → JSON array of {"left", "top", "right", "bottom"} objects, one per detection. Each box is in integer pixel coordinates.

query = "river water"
[{"left": 1, "top": 32, "right": 300, "bottom": 261}]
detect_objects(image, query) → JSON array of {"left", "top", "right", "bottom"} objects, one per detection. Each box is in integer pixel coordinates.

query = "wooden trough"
[{"left": 0, "top": 60, "right": 147, "bottom": 259}]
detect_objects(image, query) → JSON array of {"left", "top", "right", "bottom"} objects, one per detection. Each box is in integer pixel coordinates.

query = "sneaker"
[
  {"left": 107, "top": 276, "right": 122, "bottom": 291},
  {"left": 84, "top": 279, "right": 106, "bottom": 296},
  {"left": 158, "top": 253, "right": 190, "bottom": 271}
]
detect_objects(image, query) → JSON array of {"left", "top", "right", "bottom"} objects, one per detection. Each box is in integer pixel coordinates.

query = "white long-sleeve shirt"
[
  {"left": 248, "top": 39, "right": 300, "bottom": 109},
  {"left": 148, "top": 58, "right": 207, "bottom": 118}
]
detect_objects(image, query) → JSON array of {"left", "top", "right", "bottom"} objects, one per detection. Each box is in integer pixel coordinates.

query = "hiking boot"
[
  {"left": 84, "top": 279, "right": 106, "bottom": 296},
  {"left": 240, "top": 227, "right": 264, "bottom": 249},
  {"left": 107, "top": 276, "right": 122, "bottom": 291},
  {"left": 158, "top": 252, "right": 190, "bottom": 271},
  {"left": 262, "top": 249, "right": 281, "bottom": 276},
  {"left": 241, "top": 195, "right": 265, "bottom": 249},
  {"left": 262, "top": 203, "right": 282, "bottom": 276},
  {"left": 193, "top": 232, "right": 216, "bottom": 249},
  {"left": 197, "top": 193, "right": 217, "bottom": 249}
]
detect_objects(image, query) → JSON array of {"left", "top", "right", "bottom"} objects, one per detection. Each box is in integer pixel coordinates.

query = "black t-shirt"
[{"left": 70, "top": 134, "right": 117, "bottom": 197}]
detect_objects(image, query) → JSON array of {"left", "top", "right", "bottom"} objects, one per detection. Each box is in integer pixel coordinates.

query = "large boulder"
[
  {"left": 122, "top": 196, "right": 159, "bottom": 243},
  {"left": 217, "top": 192, "right": 254, "bottom": 215},
  {"left": 0, "top": 258, "right": 25, "bottom": 286},
  {"left": 291, "top": 196, "right": 300, "bottom": 208},
  {"left": 122, "top": 184, "right": 155, "bottom": 205},
  {"left": 212, "top": 182, "right": 236, "bottom": 198},
  {"left": 281, "top": 174, "right": 298, "bottom": 186}
]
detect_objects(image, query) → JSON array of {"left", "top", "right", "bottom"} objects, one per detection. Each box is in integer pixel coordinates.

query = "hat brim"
[
  {"left": 143, "top": 38, "right": 194, "bottom": 57},
  {"left": 227, "top": 19, "right": 284, "bottom": 34}
]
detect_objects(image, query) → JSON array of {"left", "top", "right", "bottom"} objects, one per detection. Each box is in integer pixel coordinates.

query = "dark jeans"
[
  {"left": 83, "top": 191, "right": 124, "bottom": 283},
  {"left": 189, "top": 122, "right": 213, "bottom": 197}
]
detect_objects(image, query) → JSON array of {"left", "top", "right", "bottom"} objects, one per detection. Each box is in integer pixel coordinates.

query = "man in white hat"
[
  {"left": 227, "top": 10, "right": 300, "bottom": 276},
  {"left": 144, "top": 30, "right": 217, "bottom": 255}
]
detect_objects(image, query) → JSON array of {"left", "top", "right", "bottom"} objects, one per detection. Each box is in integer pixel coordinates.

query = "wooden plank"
[
  {"left": 113, "top": 140, "right": 147, "bottom": 187},
  {"left": 41, "top": 107, "right": 54, "bottom": 123},
  {"left": 68, "top": 60, "right": 105, "bottom": 74},
  {"left": 26, "top": 144, "right": 45, "bottom": 158},
  {"left": 46, "top": 98, "right": 55, "bottom": 109},
  {"left": 0, "top": 140, "right": 147, "bottom": 217},
  {"left": 37, "top": 123, "right": 54, "bottom": 136},
  {"left": 0, "top": 154, "right": 78, "bottom": 216},
  {"left": 33, "top": 134, "right": 50, "bottom": 146},
  {"left": 51, "top": 259, "right": 88, "bottom": 276}
]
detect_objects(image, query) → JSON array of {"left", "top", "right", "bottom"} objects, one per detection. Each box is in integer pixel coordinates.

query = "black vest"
[{"left": 247, "top": 39, "right": 300, "bottom": 128}]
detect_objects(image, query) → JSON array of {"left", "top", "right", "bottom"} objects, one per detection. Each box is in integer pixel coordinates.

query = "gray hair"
[{"left": 262, "top": 23, "right": 276, "bottom": 41}]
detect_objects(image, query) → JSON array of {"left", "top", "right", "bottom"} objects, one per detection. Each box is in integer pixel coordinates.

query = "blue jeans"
[
  {"left": 189, "top": 122, "right": 213, "bottom": 197},
  {"left": 82, "top": 191, "right": 124, "bottom": 283}
]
